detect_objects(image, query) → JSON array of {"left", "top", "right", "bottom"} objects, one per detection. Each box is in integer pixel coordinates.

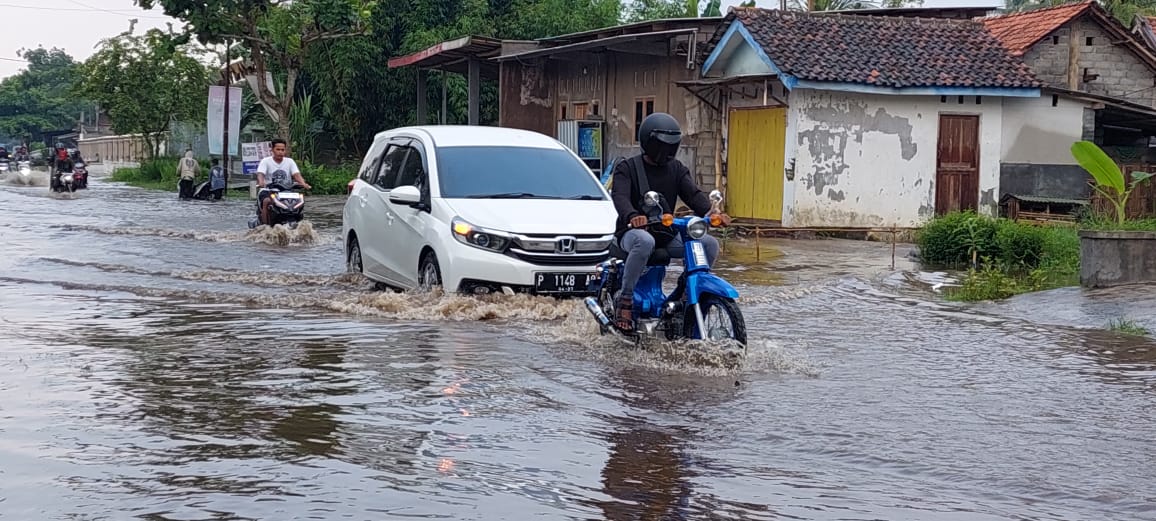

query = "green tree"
[
  {"left": 626, "top": 0, "right": 688, "bottom": 21},
  {"left": 0, "top": 48, "right": 88, "bottom": 141},
  {"left": 79, "top": 27, "right": 210, "bottom": 158},
  {"left": 133, "top": 0, "right": 372, "bottom": 142}
]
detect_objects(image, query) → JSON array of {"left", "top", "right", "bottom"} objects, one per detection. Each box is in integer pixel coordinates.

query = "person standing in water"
[{"left": 177, "top": 150, "right": 200, "bottom": 200}]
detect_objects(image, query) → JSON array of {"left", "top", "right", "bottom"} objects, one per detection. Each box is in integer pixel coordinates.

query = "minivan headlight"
[
  {"left": 686, "top": 217, "right": 709, "bottom": 240},
  {"left": 451, "top": 217, "right": 510, "bottom": 252}
]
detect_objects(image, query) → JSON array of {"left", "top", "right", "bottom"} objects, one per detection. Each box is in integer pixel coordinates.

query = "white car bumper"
[{"left": 441, "top": 239, "right": 605, "bottom": 295}]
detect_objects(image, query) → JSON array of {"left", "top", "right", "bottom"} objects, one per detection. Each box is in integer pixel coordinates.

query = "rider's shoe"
[{"left": 613, "top": 295, "right": 635, "bottom": 333}]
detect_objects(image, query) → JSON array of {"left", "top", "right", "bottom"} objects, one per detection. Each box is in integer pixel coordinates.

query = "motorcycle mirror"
[
  {"left": 644, "top": 191, "right": 661, "bottom": 208},
  {"left": 709, "top": 190, "right": 723, "bottom": 204}
]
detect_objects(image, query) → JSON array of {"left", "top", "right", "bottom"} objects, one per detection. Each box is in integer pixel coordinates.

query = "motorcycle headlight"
[
  {"left": 451, "top": 217, "right": 510, "bottom": 253},
  {"left": 63, "top": 175, "right": 74, "bottom": 182},
  {"left": 687, "top": 217, "right": 709, "bottom": 240}
]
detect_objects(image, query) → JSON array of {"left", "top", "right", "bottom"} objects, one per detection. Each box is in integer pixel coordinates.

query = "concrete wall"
[
  {"left": 999, "top": 95, "right": 1095, "bottom": 200},
  {"left": 785, "top": 89, "right": 1003, "bottom": 228},
  {"left": 498, "top": 60, "right": 554, "bottom": 138},
  {"left": 1022, "top": 18, "right": 1156, "bottom": 107},
  {"left": 1001, "top": 95, "right": 1087, "bottom": 164},
  {"left": 1080, "top": 230, "right": 1156, "bottom": 288}
]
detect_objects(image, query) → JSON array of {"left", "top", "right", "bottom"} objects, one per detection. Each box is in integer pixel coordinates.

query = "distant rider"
[
  {"left": 0, "top": 146, "right": 9, "bottom": 161},
  {"left": 14, "top": 146, "right": 29, "bottom": 162},
  {"left": 52, "top": 143, "right": 71, "bottom": 173},
  {"left": 177, "top": 150, "right": 200, "bottom": 200},
  {"left": 256, "top": 138, "right": 311, "bottom": 225},
  {"left": 608, "top": 112, "right": 731, "bottom": 333}
]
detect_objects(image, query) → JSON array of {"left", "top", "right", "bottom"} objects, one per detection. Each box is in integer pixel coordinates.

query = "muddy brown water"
[{"left": 3, "top": 167, "right": 1156, "bottom": 520}]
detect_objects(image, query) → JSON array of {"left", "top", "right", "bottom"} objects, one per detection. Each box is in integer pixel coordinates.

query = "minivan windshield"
[{"left": 436, "top": 146, "right": 607, "bottom": 200}]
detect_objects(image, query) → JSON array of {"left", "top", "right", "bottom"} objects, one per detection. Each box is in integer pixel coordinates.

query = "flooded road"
[{"left": 3, "top": 167, "right": 1156, "bottom": 520}]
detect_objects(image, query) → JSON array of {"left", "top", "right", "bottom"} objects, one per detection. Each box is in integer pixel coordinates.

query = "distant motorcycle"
[
  {"left": 0, "top": 158, "right": 10, "bottom": 176},
  {"left": 72, "top": 160, "right": 89, "bottom": 189},
  {"left": 14, "top": 160, "right": 33, "bottom": 185},
  {"left": 50, "top": 167, "right": 76, "bottom": 194},
  {"left": 585, "top": 189, "right": 747, "bottom": 348}
]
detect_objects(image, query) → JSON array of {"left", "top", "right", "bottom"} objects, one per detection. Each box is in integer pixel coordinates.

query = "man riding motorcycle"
[
  {"left": 256, "top": 138, "right": 312, "bottom": 225},
  {"left": 609, "top": 112, "right": 732, "bottom": 333},
  {"left": 0, "top": 146, "right": 9, "bottom": 160},
  {"left": 14, "top": 146, "right": 29, "bottom": 162}
]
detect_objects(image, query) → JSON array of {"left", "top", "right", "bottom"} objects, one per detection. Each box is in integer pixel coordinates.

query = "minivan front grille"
[{"left": 507, "top": 249, "right": 609, "bottom": 266}]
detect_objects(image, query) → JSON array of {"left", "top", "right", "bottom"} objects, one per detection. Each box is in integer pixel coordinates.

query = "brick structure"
[{"left": 983, "top": 1, "right": 1156, "bottom": 108}]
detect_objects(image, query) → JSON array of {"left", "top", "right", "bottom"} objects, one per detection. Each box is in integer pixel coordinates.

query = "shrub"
[
  {"left": 300, "top": 160, "right": 357, "bottom": 195},
  {"left": 993, "top": 219, "right": 1048, "bottom": 269},
  {"left": 916, "top": 211, "right": 997, "bottom": 266}
]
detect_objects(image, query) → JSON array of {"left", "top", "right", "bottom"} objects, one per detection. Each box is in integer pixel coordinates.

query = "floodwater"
[{"left": 2, "top": 166, "right": 1156, "bottom": 520}]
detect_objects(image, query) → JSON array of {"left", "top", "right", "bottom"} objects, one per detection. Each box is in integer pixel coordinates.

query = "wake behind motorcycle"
[
  {"left": 584, "top": 189, "right": 747, "bottom": 349},
  {"left": 247, "top": 182, "right": 306, "bottom": 229}
]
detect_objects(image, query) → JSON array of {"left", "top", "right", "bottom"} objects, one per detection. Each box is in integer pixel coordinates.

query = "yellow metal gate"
[{"left": 727, "top": 107, "right": 786, "bottom": 222}]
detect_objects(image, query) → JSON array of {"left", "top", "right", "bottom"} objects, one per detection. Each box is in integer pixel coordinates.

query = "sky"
[{"left": 0, "top": 0, "right": 997, "bottom": 80}]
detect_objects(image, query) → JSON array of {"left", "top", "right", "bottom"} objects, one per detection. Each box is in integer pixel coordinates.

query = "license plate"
[
  {"left": 534, "top": 272, "right": 598, "bottom": 294},
  {"left": 275, "top": 192, "right": 300, "bottom": 198}
]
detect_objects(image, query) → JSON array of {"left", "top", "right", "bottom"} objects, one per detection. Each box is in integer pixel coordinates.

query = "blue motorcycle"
[{"left": 584, "top": 189, "right": 747, "bottom": 347}]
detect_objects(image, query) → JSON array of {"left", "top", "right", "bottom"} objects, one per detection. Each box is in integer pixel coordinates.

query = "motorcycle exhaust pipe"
[{"left": 584, "top": 297, "right": 611, "bottom": 327}]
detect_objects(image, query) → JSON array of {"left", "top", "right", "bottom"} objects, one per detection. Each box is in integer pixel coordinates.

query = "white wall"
[
  {"left": 1001, "top": 95, "right": 1088, "bottom": 164},
  {"left": 785, "top": 89, "right": 1004, "bottom": 227}
]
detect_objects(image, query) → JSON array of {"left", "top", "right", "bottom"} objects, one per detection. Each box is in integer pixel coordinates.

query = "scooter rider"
[
  {"left": 256, "top": 138, "right": 311, "bottom": 225},
  {"left": 0, "top": 146, "right": 9, "bottom": 160},
  {"left": 609, "top": 112, "right": 732, "bottom": 333}
]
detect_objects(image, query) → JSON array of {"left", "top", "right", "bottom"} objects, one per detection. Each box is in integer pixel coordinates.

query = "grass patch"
[
  {"left": 1107, "top": 317, "right": 1149, "bottom": 336},
  {"left": 918, "top": 211, "right": 1080, "bottom": 302},
  {"left": 1080, "top": 217, "right": 1156, "bottom": 231},
  {"left": 111, "top": 157, "right": 357, "bottom": 196}
]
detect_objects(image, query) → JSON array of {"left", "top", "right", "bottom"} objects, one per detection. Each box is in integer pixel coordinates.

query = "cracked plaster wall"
[{"left": 786, "top": 89, "right": 1002, "bottom": 228}]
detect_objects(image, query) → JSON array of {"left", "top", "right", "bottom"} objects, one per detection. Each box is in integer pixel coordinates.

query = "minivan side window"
[
  {"left": 375, "top": 143, "right": 411, "bottom": 191},
  {"left": 394, "top": 143, "right": 426, "bottom": 190},
  {"left": 358, "top": 140, "right": 386, "bottom": 183}
]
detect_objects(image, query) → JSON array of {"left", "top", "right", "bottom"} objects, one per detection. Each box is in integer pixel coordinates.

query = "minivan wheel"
[
  {"left": 418, "top": 252, "right": 442, "bottom": 292},
  {"left": 347, "top": 237, "right": 364, "bottom": 274}
]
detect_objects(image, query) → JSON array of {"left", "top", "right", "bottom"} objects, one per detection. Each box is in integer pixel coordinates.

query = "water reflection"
[{"left": 599, "top": 420, "right": 693, "bottom": 520}]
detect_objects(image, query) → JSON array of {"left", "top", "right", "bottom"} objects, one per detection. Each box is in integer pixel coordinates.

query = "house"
[
  {"left": 390, "top": 20, "right": 727, "bottom": 187},
  {"left": 694, "top": 8, "right": 1041, "bottom": 228},
  {"left": 982, "top": 1, "right": 1156, "bottom": 205}
]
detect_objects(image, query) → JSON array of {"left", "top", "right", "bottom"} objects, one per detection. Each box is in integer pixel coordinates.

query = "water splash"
[
  {"left": 50, "top": 221, "right": 334, "bottom": 246},
  {"left": 244, "top": 221, "right": 322, "bottom": 246},
  {"left": 523, "top": 301, "right": 820, "bottom": 377}
]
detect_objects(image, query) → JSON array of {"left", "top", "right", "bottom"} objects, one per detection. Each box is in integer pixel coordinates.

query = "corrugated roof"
[{"left": 1000, "top": 193, "right": 1090, "bottom": 205}]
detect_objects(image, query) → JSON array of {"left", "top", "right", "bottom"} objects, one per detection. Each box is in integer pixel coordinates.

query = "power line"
[
  {"left": 0, "top": 57, "right": 29, "bottom": 63},
  {"left": 0, "top": 2, "right": 170, "bottom": 19}
]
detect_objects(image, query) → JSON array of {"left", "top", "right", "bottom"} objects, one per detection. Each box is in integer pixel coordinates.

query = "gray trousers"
[{"left": 618, "top": 229, "right": 720, "bottom": 298}]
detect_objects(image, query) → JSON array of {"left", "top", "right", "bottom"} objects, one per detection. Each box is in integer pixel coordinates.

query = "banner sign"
[
  {"left": 207, "top": 85, "right": 242, "bottom": 156},
  {"left": 241, "top": 141, "right": 271, "bottom": 175}
]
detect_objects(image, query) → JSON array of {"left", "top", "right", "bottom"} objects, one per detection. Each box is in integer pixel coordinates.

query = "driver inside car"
[{"left": 609, "top": 112, "right": 731, "bottom": 333}]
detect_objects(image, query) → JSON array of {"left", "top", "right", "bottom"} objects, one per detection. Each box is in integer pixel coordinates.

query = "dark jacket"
[{"left": 610, "top": 156, "right": 712, "bottom": 237}]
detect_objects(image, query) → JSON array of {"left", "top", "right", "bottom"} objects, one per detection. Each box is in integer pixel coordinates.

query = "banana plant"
[{"left": 1071, "top": 140, "right": 1155, "bottom": 225}]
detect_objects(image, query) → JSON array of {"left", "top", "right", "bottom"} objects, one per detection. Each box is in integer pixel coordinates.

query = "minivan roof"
[{"left": 375, "top": 125, "right": 567, "bottom": 149}]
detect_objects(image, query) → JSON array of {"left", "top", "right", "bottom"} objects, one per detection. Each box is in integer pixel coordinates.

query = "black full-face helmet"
[{"left": 638, "top": 112, "right": 682, "bottom": 166}]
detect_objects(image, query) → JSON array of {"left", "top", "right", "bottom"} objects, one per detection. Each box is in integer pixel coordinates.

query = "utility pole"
[{"left": 222, "top": 38, "right": 232, "bottom": 187}]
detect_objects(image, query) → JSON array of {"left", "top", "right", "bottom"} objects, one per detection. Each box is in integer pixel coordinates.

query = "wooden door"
[
  {"left": 727, "top": 107, "right": 787, "bottom": 221},
  {"left": 935, "top": 114, "right": 980, "bottom": 215}
]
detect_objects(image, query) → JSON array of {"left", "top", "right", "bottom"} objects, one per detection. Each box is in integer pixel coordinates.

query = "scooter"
[
  {"left": 248, "top": 182, "right": 306, "bottom": 229},
  {"left": 192, "top": 168, "right": 226, "bottom": 201},
  {"left": 50, "top": 167, "right": 76, "bottom": 194},
  {"left": 584, "top": 189, "right": 747, "bottom": 347},
  {"left": 14, "top": 160, "right": 33, "bottom": 185},
  {"left": 71, "top": 160, "right": 88, "bottom": 189}
]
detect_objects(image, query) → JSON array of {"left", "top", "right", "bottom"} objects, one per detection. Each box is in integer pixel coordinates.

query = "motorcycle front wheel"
[{"left": 684, "top": 295, "right": 747, "bottom": 346}]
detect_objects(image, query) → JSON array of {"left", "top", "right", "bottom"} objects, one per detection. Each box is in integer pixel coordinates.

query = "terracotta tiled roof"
[
  {"left": 705, "top": 8, "right": 1040, "bottom": 89},
  {"left": 980, "top": 1, "right": 1094, "bottom": 55}
]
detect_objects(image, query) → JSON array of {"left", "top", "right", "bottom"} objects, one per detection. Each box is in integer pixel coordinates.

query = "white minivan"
[{"left": 342, "top": 126, "right": 617, "bottom": 295}]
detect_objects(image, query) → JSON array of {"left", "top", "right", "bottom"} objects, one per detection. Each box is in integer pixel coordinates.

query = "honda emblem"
[{"left": 556, "top": 236, "right": 576, "bottom": 254}]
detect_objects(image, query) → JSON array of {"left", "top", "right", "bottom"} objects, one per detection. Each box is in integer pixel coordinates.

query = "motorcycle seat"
[{"left": 609, "top": 241, "right": 672, "bottom": 266}]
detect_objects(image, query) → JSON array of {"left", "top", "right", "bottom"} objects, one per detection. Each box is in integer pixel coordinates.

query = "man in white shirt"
[{"left": 256, "top": 138, "right": 312, "bottom": 225}]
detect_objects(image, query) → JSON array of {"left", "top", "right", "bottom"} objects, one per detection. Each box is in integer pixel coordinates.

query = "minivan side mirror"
[{"left": 389, "top": 185, "right": 422, "bottom": 207}]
